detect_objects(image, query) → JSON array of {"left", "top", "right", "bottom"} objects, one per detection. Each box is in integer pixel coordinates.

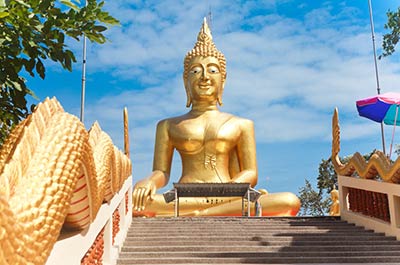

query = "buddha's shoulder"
[
  {"left": 221, "top": 112, "right": 254, "bottom": 126},
  {"left": 156, "top": 114, "right": 190, "bottom": 127},
  {"left": 156, "top": 112, "right": 254, "bottom": 127}
]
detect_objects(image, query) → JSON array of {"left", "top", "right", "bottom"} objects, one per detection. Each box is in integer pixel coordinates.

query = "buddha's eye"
[
  {"left": 190, "top": 67, "right": 202, "bottom": 74},
  {"left": 208, "top": 66, "right": 220, "bottom": 74}
]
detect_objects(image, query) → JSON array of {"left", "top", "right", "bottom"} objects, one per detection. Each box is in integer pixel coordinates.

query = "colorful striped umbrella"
[{"left": 356, "top": 92, "right": 400, "bottom": 158}]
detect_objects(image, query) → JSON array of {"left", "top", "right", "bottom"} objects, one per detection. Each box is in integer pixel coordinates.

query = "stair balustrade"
[
  {"left": 339, "top": 175, "right": 400, "bottom": 240},
  {"left": 46, "top": 175, "right": 132, "bottom": 265}
]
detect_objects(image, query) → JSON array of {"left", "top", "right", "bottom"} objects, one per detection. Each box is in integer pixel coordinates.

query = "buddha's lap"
[{"left": 146, "top": 191, "right": 300, "bottom": 211}]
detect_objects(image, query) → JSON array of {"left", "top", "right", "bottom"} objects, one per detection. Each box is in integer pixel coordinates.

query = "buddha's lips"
[{"left": 199, "top": 84, "right": 211, "bottom": 89}]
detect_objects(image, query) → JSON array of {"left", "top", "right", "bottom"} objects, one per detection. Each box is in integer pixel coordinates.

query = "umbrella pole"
[
  {"left": 368, "top": 0, "right": 386, "bottom": 154},
  {"left": 381, "top": 123, "right": 386, "bottom": 155},
  {"left": 389, "top": 105, "right": 399, "bottom": 159}
]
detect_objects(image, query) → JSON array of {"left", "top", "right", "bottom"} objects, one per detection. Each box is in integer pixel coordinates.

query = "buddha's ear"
[
  {"left": 217, "top": 77, "right": 226, "bottom": 106},
  {"left": 183, "top": 75, "right": 192, "bottom": 108}
]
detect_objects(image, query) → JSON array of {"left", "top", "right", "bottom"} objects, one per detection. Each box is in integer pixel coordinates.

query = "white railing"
[
  {"left": 46, "top": 175, "right": 132, "bottom": 265},
  {"left": 338, "top": 175, "right": 400, "bottom": 240}
]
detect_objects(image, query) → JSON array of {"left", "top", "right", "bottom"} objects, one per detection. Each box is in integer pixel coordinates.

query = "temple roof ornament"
[{"left": 332, "top": 108, "right": 400, "bottom": 182}]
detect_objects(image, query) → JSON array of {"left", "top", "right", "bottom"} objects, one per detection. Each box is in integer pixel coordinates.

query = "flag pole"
[
  {"left": 368, "top": 0, "right": 386, "bottom": 154},
  {"left": 80, "top": 0, "right": 87, "bottom": 123}
]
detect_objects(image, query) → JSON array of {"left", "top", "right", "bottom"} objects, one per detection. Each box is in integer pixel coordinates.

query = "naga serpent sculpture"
[
  {"left": 0, "top": 97, "right": 131, "bottom": 265},
  {"left": 332, "top": 107, "right": 400, "bottom": 183}
]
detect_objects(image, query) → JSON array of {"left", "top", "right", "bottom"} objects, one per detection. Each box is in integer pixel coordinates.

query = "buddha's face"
[{"left": 185, "top": 56, "right": 224, "bottom": 103}]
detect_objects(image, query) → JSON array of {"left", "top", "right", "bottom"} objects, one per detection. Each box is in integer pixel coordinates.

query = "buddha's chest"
[{"left": 169, "top": 119, "right": 240, "bottom": 154}]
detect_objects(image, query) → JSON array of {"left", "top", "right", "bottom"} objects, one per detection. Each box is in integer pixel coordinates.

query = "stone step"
[
  {"left": 126, "top": 233, "right": 381, "bottom": 240},
  {"left": 122, "top": 239, "right": 400, "bottom": 248},
  {"left": 129, "top": 232, "right": 367, "bottom": 239},
  {"left": 128, "top": 224, "right": 366, "bottom": 229},
  {"left": 118, "top": 217, "right": 399, "bottom": 264},
  {"left": 131, "top": 216, "right": 340, "bottom": 221},
  {"left": 130, "top": 224, "right": 354, "bottom": 227},
  {"left": 129, "top": 224, "right": 359, "bottom": 229},
  {"left": 131, "top": 218, "right": 348, "bottom": 225},
  {"left": 123, "top": 235, "right": 393, "bottom": 242},
  {"left": 117, "top": 256, "right": 400, "bottom": 264},
  {"left": 130, "top": 217, "right": 344, "bottom": 223},
  {"left": 128, "top": 226, "right": 361, "bottom": 232},
  {"left": 128, "top": 226, "right": 373, "bottom": 232},
  {"left": 119, "top": 250, "right": 400, "bottom": 258},
  {"left": 131, "top": 217, "right": 341, "bottom": 221},
  {"left": 127, "top": 228, "right": 384, "bottom": 234},
  {"left": 121, "top": 244, "right": 400, "bottom": 252}
]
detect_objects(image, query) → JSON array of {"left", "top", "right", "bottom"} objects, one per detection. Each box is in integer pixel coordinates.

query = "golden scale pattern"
[{"left": 0, "top": 97, "right": 132, "bottom": 265}]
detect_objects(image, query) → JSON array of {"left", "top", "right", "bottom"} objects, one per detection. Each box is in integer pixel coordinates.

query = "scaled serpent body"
[{"left": 0, "top": 98, "right": 131, "bottom": 265}]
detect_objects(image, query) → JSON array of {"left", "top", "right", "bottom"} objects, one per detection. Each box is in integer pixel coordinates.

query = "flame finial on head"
[
  {"left": 196, "top": 17, "right": 213, "bottom": 47},
  {"left": 183, "top": 17, "right": 227, "bottom": 107}
]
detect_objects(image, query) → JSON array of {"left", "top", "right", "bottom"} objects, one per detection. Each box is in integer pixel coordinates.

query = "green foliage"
[
  {"left": 298, "top": 179, "right": 330, "bottom": 216},
  {"left": 298, "top": 158, "right": 337, "bottom": 216},
  {"left": 380, "top": 7, "right": 400, "bottom": 58},
  {"left": 0, "top": 87, "right": 30, "bottom": 141},
  {"left": 0, "top": 0, "right": 119, "bottom": 145},
  {"left": 317, "top": 158, "right": 337, "bottom": 193},
  {"left": 298, "top": 151, "right": 376, "bottom": 216}
]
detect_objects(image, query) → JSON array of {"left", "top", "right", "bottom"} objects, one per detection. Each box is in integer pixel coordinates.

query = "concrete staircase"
[{"left": 117, "top": 217, "right": 400, "bottom": 264}]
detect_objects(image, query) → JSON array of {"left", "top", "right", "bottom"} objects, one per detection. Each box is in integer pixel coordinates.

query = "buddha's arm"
[
  {"left": 230, "top": 119, "right": 258, "bottom": 187},
  {"left": 133, "top": 120, "right": 173, "bottom": 211}
]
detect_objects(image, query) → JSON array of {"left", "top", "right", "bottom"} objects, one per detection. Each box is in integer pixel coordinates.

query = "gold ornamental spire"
[{"left": 195, "top": 17, "right": 214, "bottom": 50}]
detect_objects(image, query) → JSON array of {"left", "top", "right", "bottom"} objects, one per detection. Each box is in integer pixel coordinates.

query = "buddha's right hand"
[{"left": 132, "top": 179, "right": 157, "bottom": 211}]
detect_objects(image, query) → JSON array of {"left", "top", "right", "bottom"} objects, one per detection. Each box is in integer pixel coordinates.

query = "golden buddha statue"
[
  {"left": 329, "top": 187, "right": 340, "bottom": 216},
  {"left": 132, "top": 18, "right": 300, "bottom": 217}
]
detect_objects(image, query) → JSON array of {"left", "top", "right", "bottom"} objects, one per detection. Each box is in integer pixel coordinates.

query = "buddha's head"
[{"left": 183, "top": 18, "right": 226, "bottom": 107}]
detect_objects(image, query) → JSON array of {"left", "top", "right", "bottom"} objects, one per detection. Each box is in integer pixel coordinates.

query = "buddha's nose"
[{"left": 201, "top": 71, "right": 210, "bottom": 80}]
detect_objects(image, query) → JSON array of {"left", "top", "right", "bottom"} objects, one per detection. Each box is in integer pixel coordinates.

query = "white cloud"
[
  {"left": 71, "top": 1, "right": 400, "bottom": 185},
  {"left": 84, "top": 1, "right": 400, "bottom": 143}
]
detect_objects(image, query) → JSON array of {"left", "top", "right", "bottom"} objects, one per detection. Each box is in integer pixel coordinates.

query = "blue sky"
[{"left": 27, "top": 0, "right": 400, "bottom": 196}]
